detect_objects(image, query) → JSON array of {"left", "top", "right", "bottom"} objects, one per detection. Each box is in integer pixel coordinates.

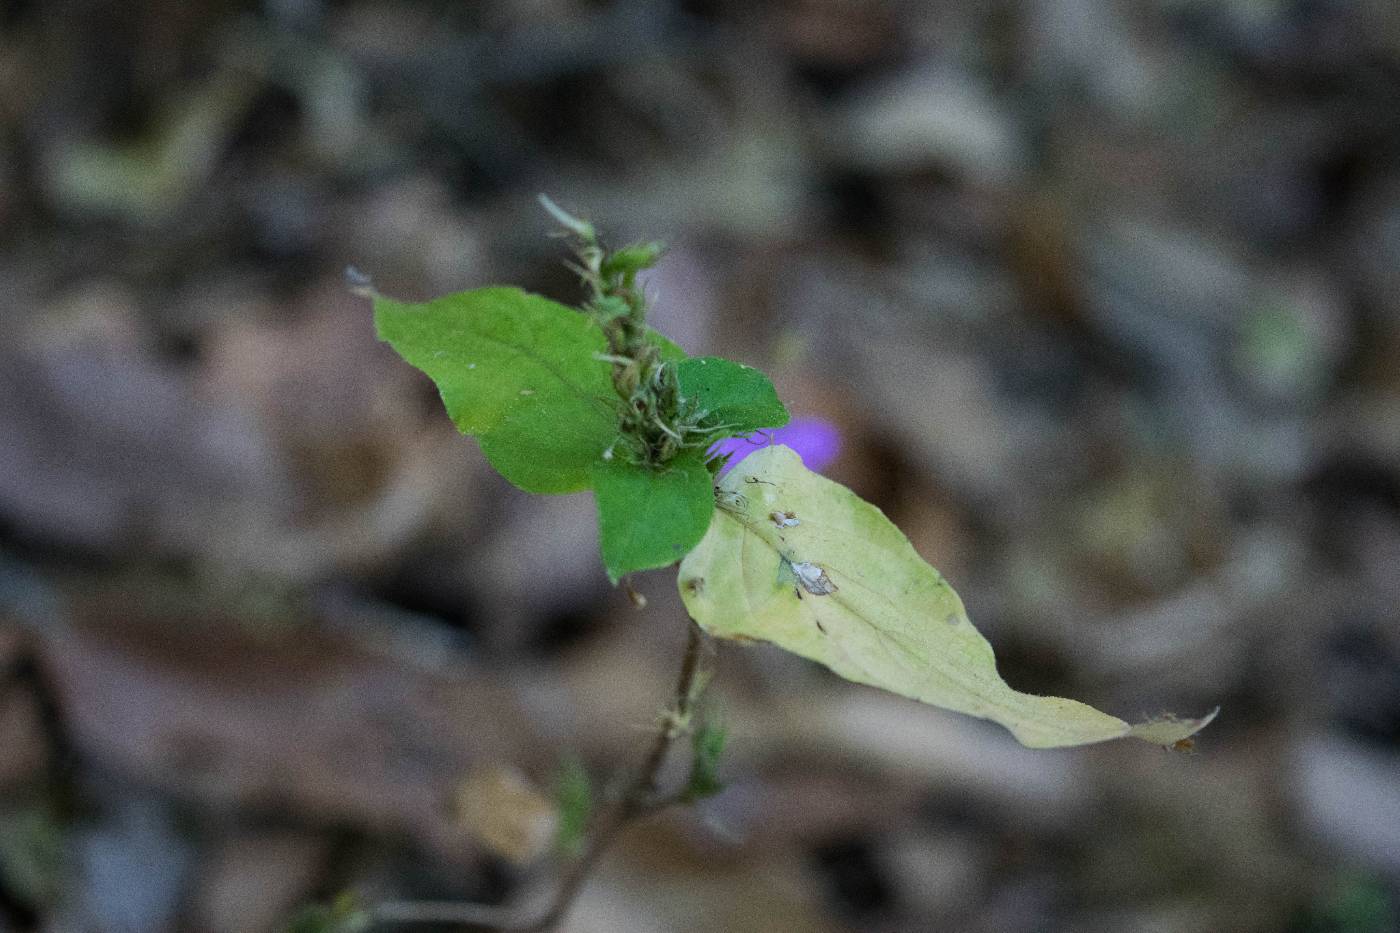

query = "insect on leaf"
[{"left": 677, "top": 446, "right": 1218, "bottom": 749}]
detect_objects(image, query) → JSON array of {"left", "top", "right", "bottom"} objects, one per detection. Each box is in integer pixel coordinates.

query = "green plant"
[{"left": 341, "top": 198, "right": 1215, "bottom": 931}]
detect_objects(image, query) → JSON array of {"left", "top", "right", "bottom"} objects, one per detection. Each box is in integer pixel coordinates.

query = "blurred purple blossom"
[{"left": 709, "top": 418, "right": 842, "bottom": 475}]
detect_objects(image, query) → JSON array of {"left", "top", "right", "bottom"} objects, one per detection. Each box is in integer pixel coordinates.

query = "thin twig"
[
  {"left": 519, "top": 621, "right": 707, "bottom": 932},
  {"left": 373, "top": 621, "right": 710, "bottom": 932}
]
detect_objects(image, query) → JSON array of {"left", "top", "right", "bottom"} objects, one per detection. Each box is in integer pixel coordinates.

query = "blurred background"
[{"left": 2, "top": 1, "right": 1399, "bottom": 931}]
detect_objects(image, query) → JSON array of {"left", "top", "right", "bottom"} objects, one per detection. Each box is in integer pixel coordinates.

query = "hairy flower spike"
[
  {"left": 541, "top": 195, "right": 683, "bottom": 462},
  {"left": 540, "top": 215, "right": 742, "bottom": 470}
]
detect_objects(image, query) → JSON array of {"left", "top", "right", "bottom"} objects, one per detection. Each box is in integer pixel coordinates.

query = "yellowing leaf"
[{"left": 677, "top": 446, "right": 1217, "bottom": 749}]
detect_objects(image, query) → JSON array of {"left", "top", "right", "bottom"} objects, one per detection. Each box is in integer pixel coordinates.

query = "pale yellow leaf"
[{"left": 678, "top": 446, "right": 1217, "bottom": 749}]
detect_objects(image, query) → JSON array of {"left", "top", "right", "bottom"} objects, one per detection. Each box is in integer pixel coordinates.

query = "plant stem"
[
  {"left": 519, "top": 620, "right": 706, "bottom": 932},
  {"left": 373, "top": 621, "right": 710, "bottom": 932}
]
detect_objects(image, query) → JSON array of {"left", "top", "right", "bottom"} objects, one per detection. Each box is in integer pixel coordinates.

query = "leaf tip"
[{"left": 1129, "top": 705, "right": 1221, "bottom": 747}]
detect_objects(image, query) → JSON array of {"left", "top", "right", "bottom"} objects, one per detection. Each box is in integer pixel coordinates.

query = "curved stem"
[{"left": 374, "top": 621, "right": 711, "bottom": 932}]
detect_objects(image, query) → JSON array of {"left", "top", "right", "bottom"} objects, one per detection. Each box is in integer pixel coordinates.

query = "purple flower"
[{"left": 709, "top": 417, "right": 842, "bottom": 475}]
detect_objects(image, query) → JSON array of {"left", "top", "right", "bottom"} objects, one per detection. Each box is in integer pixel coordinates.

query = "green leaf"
[
  {"left": 677, "top": 357, "right": 788, "bottom": 434},
  {"left": 374, "top": 287, "right": 620, "bottom": 492},
  {"left": 685, "top": 718, "right": 727, "bottom": 802},
  {"left": 553, "top": 755, "right": 592, "bottom": 859},
  {"left": 601, "top": 242, "right": 665, "bottom": 280},
  {"left": 0, "top": 805, "right": 67, "bottom": 908},
  {"left": 478, "top": 393, "right": 616, "bottom": 494},
  {"left": 677, "top": 446, "right": 1218, "bottom": 749},
  {"left": 374, "top": 287, "right": 614, "bottom": 435},
  {"left": 284, "top": 893, "right": 371, "bottom": 933},
  {"left": 1312, "top": 872, "right": 1398, "bottom": 933},
  {"left": 592, "top": 450, "right": 715, "bottom": 582},
  {"left": 651, "top": 328, "right": 688, "bottom": 363}
]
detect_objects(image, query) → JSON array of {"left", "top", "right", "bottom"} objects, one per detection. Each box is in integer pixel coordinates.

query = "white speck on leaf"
[
  {"left": 791, "top": 561, "right": 837, "bottom": 596},
  {"left": 770, "top": 510, "right": 800, "bottom": 528}
]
